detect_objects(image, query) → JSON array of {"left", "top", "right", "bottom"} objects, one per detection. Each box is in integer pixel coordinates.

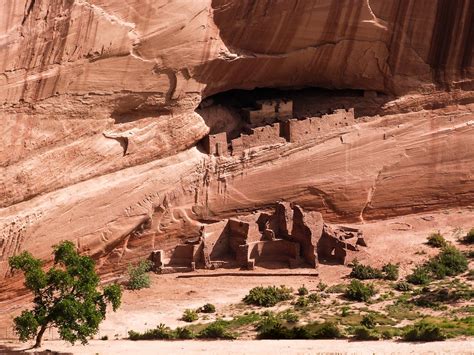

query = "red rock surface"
[{"left": 0, "top": 0, "right": 473, "bottom": 280}]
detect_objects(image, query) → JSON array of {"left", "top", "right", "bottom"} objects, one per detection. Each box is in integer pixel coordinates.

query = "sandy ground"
[
  {"left": 0, "top": 207, "right": 473, "bottom": 353},
  {"left": 1, "top": 339, "right": 473, "bottom": 355}
]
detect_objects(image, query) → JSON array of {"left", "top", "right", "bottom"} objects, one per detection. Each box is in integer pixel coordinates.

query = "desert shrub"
[
  {"left": 282, "top": 311, "right": 299, "bottom": 324},
  {"left": 317, "top": 281, "right": 328, "bottom": 292},
  {"left": 326, "top": 283, "right": 347, "bottom": 294},
  {"left": 403, "top": 321, "right": 446, "bottom": 342},
  {"left": 100, "top": 335, "right": 108, "bottom": 341},
  {"left": 394, "top": 281, "right": 413, "bottom": 292},
  {"left": 127, "top": 260, "right": 153, "bottom": 290},
  {"left": 199, "top": 303, "right": 216, "bottom": 314},
  {"left": 298, "top": 285, "right": 309, "bottom": 296},
  {"left": 462, "top": 229, "right": 474, "bottom": 244},
  {"left": 349, "top": 261, "right": 383, "bottom": 280},
  {"left": 257, "top": 317, "right": 342, "bottom": 340},
  {"left": 198, "top": 321, "right": 236, "bottom": 339},
  {"left": 341, "top": 306, "right": 351, "bottom": 317},
  {"left": 295, "top": 296, "right": 309, "bottom": 308},
  {"left": 352, "top": 326, "right": 379, "bottom": 340},
  {"left": 174, "top": 327, "right": 194, "bottom": 339},
  {"left": 345, "top": 280, "right": 376, "bottom": 302},
  {"left": 361, "top": 314, "right": 376, "bottom": 329},
  {"left": 243, "top": 285, "right": 293, "bottom": 307},
  {"left": 407, "top": 266, "right": 432, "bottom": 285},
  {"left": 381, "top": 329, "right": 395, "bottom": 339},
  {"left": 128, "top": 324, "right": 174, "bottom": 340},
  {"left": 382, "top": 263, "right": 399, "bottom": 281},
  {"left": 427, "top": 233, "right": 448, "bottom": 248},
  {"left": 308, "top": 293, "right": 321, "bottom": 304},
  {"left": 181, "top": 309, "right": 198, "bottom": 323},
  {"left": 427, "top": 246, "right": 468, "bottom": 279},
  {"left": 309, "top": 322, "right": 343, "bottom": 339},
  {"left": 256, "top": 315, "right": 290, "bottom": 339}
]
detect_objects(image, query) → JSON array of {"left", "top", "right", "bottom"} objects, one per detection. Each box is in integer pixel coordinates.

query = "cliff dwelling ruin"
[
  {"left": 151, "top": 202, "right": 367, "bottom": 273},
  {"left": 197, "top": 88, "right": 360, "bottom": 157}
]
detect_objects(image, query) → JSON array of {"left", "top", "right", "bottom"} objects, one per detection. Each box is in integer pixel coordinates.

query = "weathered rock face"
[{"left": 0, "top": 0, "right": 473, "bottom": 279}]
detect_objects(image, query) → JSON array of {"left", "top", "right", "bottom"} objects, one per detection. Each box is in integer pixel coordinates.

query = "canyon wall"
[{"left": 0, "top": 0, "right": 473, "bottom": 278}]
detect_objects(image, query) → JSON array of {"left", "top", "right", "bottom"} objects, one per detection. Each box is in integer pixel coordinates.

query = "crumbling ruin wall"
[
  {"left": 282, "top": 108, "right": 355, "bottom": 143},
  {"left": 203, "top": 132, "right": 228, "bottom": 156},
  {"left": 242, "top": 99, "right": 293, "bottom": 127},
  {"left": 231, "top": 123, "right": 285, "bottom": 155},
  {"left": 247, "top": 239, "right": 299, "bottom": 262},
  {"left": 289, "top": 206, "right": 323, "bottom": 268}
]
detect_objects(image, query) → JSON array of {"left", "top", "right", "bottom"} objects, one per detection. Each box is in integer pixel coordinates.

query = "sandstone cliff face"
[{"left": 0, "top": 0, "right": 473, "bottom": 278}]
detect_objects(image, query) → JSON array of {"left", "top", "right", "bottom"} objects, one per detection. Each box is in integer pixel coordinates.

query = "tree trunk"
[{"left": 34, "top": 324, "right": 47, "bottom": 348}]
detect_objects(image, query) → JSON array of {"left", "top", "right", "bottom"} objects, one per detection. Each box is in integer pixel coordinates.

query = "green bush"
[
  {"left": 174, "top": 327, "right": 195, "bottom": 339},
  {"left": 462, "top": 229, "right": 474, "bottom": 244},
  {"left": 298, "top": 285, "right": 309, "bottom": 296},
  {"left": 427, "top": 246, "right": 468, "bottom": 279},
  {"left": 281, "top": 310, "right": 299, "bottom": 324},
  {"left": 352, "top": 326, "right": 379, "bottom": 340},
  {"left": 317, "top": 282, "right": 328, "bottom": 292},
  {"left": 181, "top": 309, "right": 198, "bottom": 322},
  {"left": 127, "top": 260, "right": 153, "bottom": 290},
  {"left": 382, "top": 263, "right": 399, "bottom": 281},
  {"left": 394, "top": 281, "right": 413, "bottom": 292},
  {"left": 243, "top": 285, "right": 293, "bottom": 307},
  {"left": 199, "top": 303, "right": 216, "bottom": 313},
  {"left": 308, "top": 293, "right": 321, "bottom": 304},
  {"left": 257, "top": 318, "right": 342, "bottom": 340},
  {"left": 295, "top": 296, "right": 309, "bottom": 308},
  {"left": 326, "top": 284, "right": 347, "bottom": 294},
  {"left": 427, "top": 233, "right": 448, "bottom": 248},
  {"left": 345, "top": 280, "right": 376, "bottom": 302},
  {"left": 407, "top": 266, "right": 432, "bottom": 285},
  {"left": 198, "top": 321, "right": 236, "bottom": 339},
  {"left": 349, "top": 261, "right": 383, "bottom": 280},
  {"left": 381, "top": 329, "right": 395, "bottom": 339},
  {"left": 403, "top": 321, "right": 446, "bottom": 342},
  {"left": 361, "top": 314, "right": 376, "bottom": 329},
  {"left": 128, "top": 324, "right": 174, "bottom": 340}
]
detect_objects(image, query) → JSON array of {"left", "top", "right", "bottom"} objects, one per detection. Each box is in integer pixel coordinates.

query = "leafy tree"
[
  {"left": 127, "top": 260, "right": 153, "bottom": 290},
  {"left": 9, "top": 241, "right": 122, "bottom": 348}
]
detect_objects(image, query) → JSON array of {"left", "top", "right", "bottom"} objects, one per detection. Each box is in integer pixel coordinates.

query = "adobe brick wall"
[
  {"left": 231, "top": 123, "right": 285, "bottom": 155},
  {"left": 282, "top": 108, "right": 355, "bottom": 143}
]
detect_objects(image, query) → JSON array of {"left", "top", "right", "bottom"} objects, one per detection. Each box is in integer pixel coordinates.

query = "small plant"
[
  {"left": 382, "top": 263, "right": 399, "bottom": 281},
  {"left": 181, "top": 309, "right": 198, "bottom": 322},
  {"left": 308, "top": 293, "right": 320, "bottom": 304},
  {"left": 128, "top": 323, "right": 174, "bottom": 340},
  {"left": 352, "top": 326, "right": 379, "bottom": 340},
  {"left": 198, "top": 321, "right": 236, "bottom": 339},
  {"left": 345, "top": 280, "right": 376, "bottom": 302},
  {"left": 295, "top": 296, "right": 309, "bottom": 308},
  {"left": 427, "top": 232, "right": 448, "bottom": 248},
  {"left": 403, "top": 321, "right": 446, "bottom": 342},
  {"left": 394, "top": 281, "right": 412, "bottom": 292},
  {"left": 407, "top": 266, "right": 432, "bottom": 285},
  {"left": 349, "top": 261, "right": 383, "bottom": 280},
  {"left": 100, "top": 335, "right": 108, "bottom": 341},
  {"left": 427, "top": 246, "right": 468, "bottom": 279},
  {"left": 341, "top": 306, "right": 351, "bottom": 317},
  {"left": 317, "top": 281, "right": 328, "bottom": 292},
  {"left": 326, "top": 283, "right": 347, "bottom": 294},
  {"left": 281, "top": 310, "right": 299, "bottom": 324},
  {"left": 461, "top": 228, "right": 474, "bottom": 244},
  {"left": 199, "top": 303, "right": 216, "bottom": 313},
  {"left": 361, "top": 313, "right": 376, "bottom": 329},
  {"left": 243, "top": 285, "right": 293, "bottom": 307},
  {"left": 298, "top": 285, "right": 309, "bottom": 296},
  {"left": 127, "top": 260, "right": 153, "bottom": 290},
  {"left": 381, "top": 329, "right": 395, "bottom": 339},
  {"left": 174, "top": 327, "right": 194, "bottom": 339}
]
